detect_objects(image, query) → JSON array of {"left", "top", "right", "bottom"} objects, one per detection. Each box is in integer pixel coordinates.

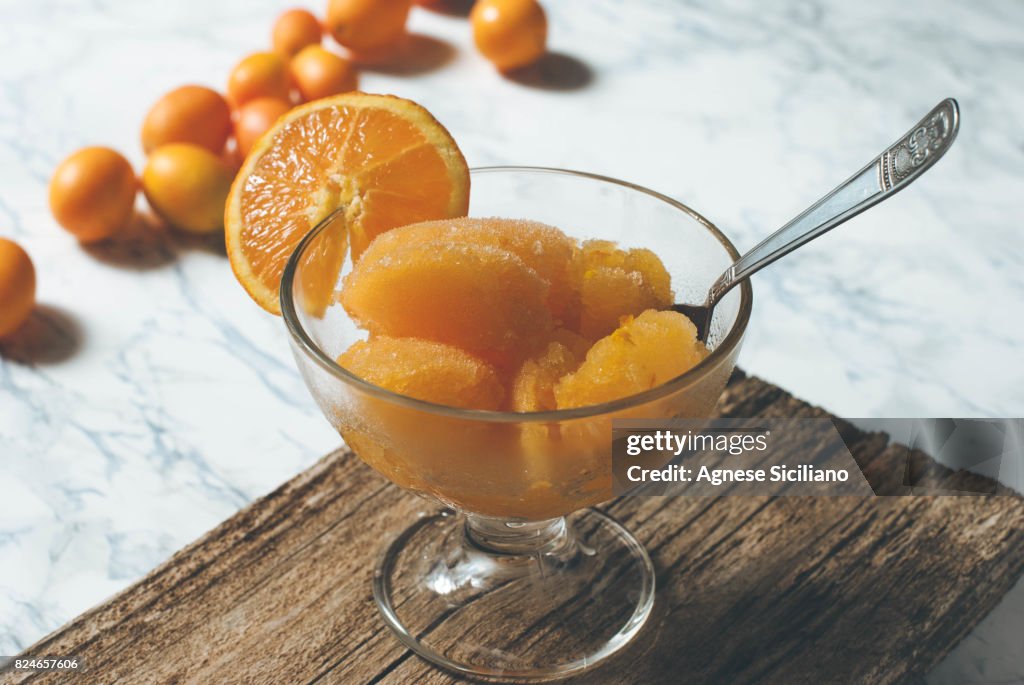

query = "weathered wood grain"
[{"left": 5, "top": 372, "right": 1023, "bottom": 684}]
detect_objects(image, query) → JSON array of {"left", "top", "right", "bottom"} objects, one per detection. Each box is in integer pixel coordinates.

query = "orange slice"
[{"left": 225, "top": 93, "right": 470, "bottom": 315}]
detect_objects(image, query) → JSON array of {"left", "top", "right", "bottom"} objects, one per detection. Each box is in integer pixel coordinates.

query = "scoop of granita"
[
  {"left": 363, "top": 217, "right": 577, "bottom": 320},
  {"left": 566, "top": 240, "right": 674, "bottom": 340},
  {"left": 341, "top": 237, "right": 553, "bottom": 367},
  {"left": 338, "top": 336, "right": 505, "bottom": 410},
  {"left": 555, "top": 309, "right": 707, "bottom": 409}
]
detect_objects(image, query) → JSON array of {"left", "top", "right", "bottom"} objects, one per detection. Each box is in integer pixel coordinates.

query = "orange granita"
[
  {"left": 568, "top": 240, "right": 674, "bottom": 340},
  {"left": 338, "top": 336, "right": 504, "bottom": 410},
  {"left": 341, "top": 238, "right": 552, "bottom": 367},
  {"left": 555, "top": 309, "right": 707, "bottom": 409},
  {"left": 337, "top": 216, "right": 706, "bottom": 413},
  {"left": 548, "top": 326, "right": 591, "bottom": 359},
  {"left": 511, "top": 338, "right": 583, "bottom": 412},
  {"left": 364, "top": 217, "right": 577, "bottom": 319}
]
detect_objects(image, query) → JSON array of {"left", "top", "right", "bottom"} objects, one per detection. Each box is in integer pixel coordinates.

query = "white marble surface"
[{"left": 1, "top": 0, "right": 1022, "bottom": 681}]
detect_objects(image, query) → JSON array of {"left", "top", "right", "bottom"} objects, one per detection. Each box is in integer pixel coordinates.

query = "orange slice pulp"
[{"left": 225, "top": 93, "right": 470, "bottom": 314}]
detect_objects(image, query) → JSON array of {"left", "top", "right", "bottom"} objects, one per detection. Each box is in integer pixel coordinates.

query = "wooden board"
[{"left": 5, "top": 372, "right": 1024, "bottom": 684}]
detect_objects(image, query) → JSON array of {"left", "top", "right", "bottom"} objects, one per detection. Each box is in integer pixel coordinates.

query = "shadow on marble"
[
  {"left": 415, "top": 0, "right": 474, "bottom": 16},
  {"left": 83, "top": 210, "right": 225, "bottom": 270},
  {"left": 169, "top": 226, "right": 227, "bottom": 258},
  {"left": 0, "top": 304, "right": 83, "bottom": 365},
  {"left": 505, "top": 52, "right": 594, "bottom": 92},
  {"left": 83, "top": 211, "right": 176, "bottom": 271},
  {"left": 356, "top": 33, "right": 456, "bottom": 76}
]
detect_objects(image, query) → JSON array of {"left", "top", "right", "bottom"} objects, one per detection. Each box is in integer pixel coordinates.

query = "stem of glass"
[{"left": 464, "top": 514, "right": 579, "bottom": 559}]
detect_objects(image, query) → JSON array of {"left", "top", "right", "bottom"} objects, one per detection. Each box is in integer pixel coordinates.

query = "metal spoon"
[{"left": 674, "top": 98, "right": 960, "bottom": 342}]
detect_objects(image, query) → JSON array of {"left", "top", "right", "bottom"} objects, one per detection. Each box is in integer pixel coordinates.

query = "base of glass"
[{"left": 373, "top": 508, "right": 655, "bottom": 682}]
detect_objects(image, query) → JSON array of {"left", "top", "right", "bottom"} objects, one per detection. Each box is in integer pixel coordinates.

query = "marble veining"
[{"left": 1, "top": 0, "right": 1023, "bottom": 682}]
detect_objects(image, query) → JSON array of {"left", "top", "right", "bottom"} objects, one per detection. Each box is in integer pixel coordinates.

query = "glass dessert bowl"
[{"left": 281, "top": 167, "right": 752, "bottom": 681}]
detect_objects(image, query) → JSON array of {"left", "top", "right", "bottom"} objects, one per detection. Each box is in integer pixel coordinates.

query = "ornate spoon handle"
[{"left": 705, "top": 98, "right": 959, "bottom": 308}]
